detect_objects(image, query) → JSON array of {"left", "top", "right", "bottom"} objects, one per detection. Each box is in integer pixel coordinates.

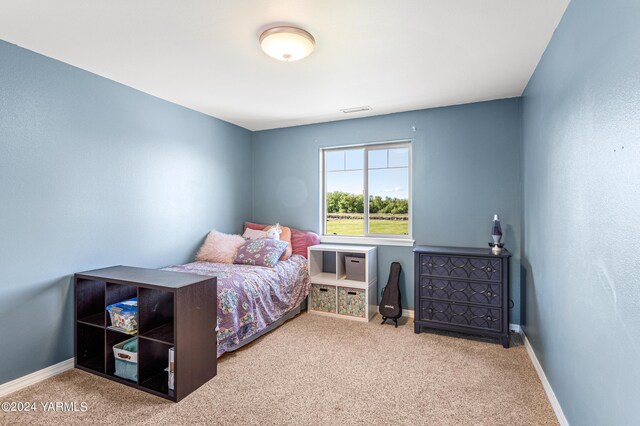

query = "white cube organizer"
[{"left": 307, "top": 244, "right": 377, "bottom": 321}]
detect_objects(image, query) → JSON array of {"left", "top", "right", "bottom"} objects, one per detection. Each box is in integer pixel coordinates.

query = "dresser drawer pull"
[
  {"left": 428, "top": 263, "right": 433, "bottom": 267},
  {"left": 319, "top": 288, "right": 328, "bottom": 292},
  {"left": 428, "top": 308, "right": 433, "bottom": 313},
  {"left": 486, "top": 316, "right": 492, "bottom": 321},
  {"left": 486, "top": 291, "right": 492, "bottom": 297},
  {"left": 427, "top": 285, "right": 433, "bottom": 289},
  {"left": 486, "top": 267, "right": 492, "bottom": 272}
]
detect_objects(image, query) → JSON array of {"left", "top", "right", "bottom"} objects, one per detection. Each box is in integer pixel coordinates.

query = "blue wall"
[
  {"left": 251, "top": 99, "right": 523, "bottom": 318},
  {"left": 521, "top": 0, "right": 640, "bottom": 424},
  {"left": 0, "top": 41, "right": 252, "bottom": 384}
]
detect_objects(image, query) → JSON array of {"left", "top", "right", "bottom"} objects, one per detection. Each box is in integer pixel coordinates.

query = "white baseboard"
[
  {"left": 378, "top": 307, "right": 413, "bottom": 318},
  {"left": 0, "top": 358, "right": 75, "bottom": 398},
  {"left": 523, "top": 334, "right": 569, "bottom": 426}
]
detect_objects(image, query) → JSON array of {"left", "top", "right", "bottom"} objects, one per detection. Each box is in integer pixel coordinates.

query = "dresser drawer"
[
  {"left": 420, "top": 255, "right": 501, "bottom": 282},
  {"left": 419, "top": 277, "right": 501, "bottom": 306},
  {"left": 419, "top": 299, "right": 502, "bottom": 332}
]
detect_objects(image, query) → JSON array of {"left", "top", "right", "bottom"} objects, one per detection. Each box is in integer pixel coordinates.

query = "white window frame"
[{"left": 320, "top": 140, "right": 414, "bottom": 247}]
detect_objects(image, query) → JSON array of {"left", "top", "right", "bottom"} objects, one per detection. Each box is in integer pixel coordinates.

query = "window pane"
[
  {"left": 325, "top": 150, "right": 344, "bottom": 171},
  {"left": 388, "top": 148, "right": 409, "bottom": 167},
  {"left": 368, "top": 149, "right": 387, "bottom": 169},
  {"left": 325, "top": 169, "right": 364, "bottom": 235},
  {"left": 323, "top": 143, "right": 411, "bottom": 238},
  {"left": 345, "top": 149, "right": 364, "bottom": 170},
  {"left": 368, "top": 157, "right": 409, "bottom": 235}
]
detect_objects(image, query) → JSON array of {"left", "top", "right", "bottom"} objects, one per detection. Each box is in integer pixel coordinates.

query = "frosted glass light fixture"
[{"left": 259, "top": 26, "right": 315, "bottom": 62}]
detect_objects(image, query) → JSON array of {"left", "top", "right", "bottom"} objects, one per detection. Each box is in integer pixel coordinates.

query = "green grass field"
[{"left": 326, "top": 218, "right": 408, "bottom": 235}]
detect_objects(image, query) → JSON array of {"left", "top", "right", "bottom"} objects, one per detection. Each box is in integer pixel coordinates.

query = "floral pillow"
[
  {"left": 243, "top": 221, "right": 294, "bottom": 260},
  {"left": 233, "top": 238, "right": 289, "bottom": 268}
]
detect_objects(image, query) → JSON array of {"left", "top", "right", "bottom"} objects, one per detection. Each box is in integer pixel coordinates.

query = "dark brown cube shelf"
[
  {"left": 76, "top": 323, "right": 105, "bottom": 373},
  {"left": 74, "top": 266, "right": 217, "bottom": 402}
]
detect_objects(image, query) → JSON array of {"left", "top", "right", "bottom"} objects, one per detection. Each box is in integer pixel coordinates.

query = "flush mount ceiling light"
[{"left": 259, "top": 26, "right": 315, "bottom": 62}]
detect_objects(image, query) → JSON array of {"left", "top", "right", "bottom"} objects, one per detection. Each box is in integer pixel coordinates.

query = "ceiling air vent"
[{"left": 340, "top": 106, "right": 372, "bottom": 114}]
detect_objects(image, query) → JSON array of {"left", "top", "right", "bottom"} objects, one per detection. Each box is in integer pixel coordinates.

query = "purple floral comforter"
[{"left": 163, "top": 255, "right": 309, "bottom": 357}]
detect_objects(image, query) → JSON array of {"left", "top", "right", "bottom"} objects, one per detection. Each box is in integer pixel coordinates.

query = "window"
[{"left": 321, "top": 141, "right": 412, "bottom": 241}]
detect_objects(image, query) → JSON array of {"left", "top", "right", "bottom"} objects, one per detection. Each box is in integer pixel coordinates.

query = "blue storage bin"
[
  {"left": 106, "top": 298, "right": 138, "bottom": 332},
  {"left": 113, "top": 337, "right": 138, "bottom": 382}
]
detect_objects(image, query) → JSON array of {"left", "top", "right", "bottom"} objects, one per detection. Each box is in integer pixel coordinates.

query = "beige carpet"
[{"left": 2, "top": 313, "right": 557, "bottom": 425}]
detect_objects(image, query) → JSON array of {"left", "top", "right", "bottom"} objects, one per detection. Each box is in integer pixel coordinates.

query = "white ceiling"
[{"left": 0, "top": 0, "right": 569, "bottom": 131}]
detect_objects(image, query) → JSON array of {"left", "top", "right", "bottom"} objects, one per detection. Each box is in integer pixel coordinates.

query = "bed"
[{"left": 163, "top": 254, "right": 310, "bottom": 357}]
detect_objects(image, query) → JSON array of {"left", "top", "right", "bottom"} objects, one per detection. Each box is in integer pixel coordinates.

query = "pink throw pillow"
[
  {"left": 290, "top": 228, "right": 321, "bottom": 258},
  {"left": 244, "top": 221, "right": 267, "bottom": 231},
  {"left": 242, "top": 222, "right": 320, "bottom": 259},
  {"left": 243, "top": 228, "right": 268, "bottom": 239},
  {"left": 196, "top": 230, "right": 245, "bottom": 263}
]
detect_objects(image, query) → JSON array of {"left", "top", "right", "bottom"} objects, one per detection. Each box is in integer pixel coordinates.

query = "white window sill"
[{"left": 320, "top": 235, "right": 415, "bottom": 247}]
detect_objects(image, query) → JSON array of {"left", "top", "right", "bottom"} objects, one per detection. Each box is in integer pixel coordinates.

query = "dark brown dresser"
[{"left": 413, "top": 246, "right": 511, "bottom": 348}]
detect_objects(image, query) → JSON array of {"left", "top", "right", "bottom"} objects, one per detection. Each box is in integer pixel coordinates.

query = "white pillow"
[
  {"left": 243, "top": 228, "right": 268, "bottom": 240},
  {"left": 196, "top": 230, "right": 246, "bottom": 263}
]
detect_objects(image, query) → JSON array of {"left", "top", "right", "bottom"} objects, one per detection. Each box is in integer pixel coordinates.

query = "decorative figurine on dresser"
[{"left": 413, "top": 245, "right": 511, "bottom": 348}]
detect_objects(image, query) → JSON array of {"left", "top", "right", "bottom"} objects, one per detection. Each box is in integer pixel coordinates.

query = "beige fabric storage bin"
[{"left": 345, "top": 256, "right": 366, "bottom": 281}]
